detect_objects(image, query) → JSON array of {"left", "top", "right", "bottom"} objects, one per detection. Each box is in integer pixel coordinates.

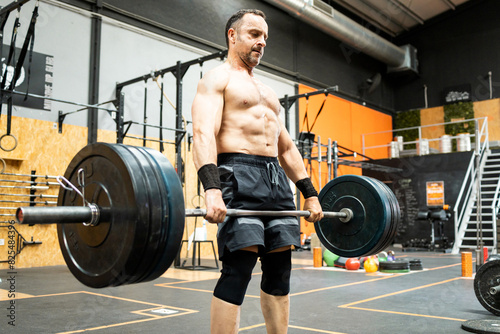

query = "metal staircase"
[
  {"left": 452, "top": 117, "right": 500, "bottom": 254},
  {"left": 453, "top": 150, "right": 500, "bottom": 253}
]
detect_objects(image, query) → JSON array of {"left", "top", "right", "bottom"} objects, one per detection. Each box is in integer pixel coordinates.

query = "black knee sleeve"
[
  {"left": 213, "top": 250, "right": 258, "bottom": 306},
  {"left": 260, "top": 249, "right": 292, "bottom": 296}
]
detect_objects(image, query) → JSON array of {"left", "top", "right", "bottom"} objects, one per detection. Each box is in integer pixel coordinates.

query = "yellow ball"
[{"left": 364, "top": 257, "right": 378, "bottom": 273}]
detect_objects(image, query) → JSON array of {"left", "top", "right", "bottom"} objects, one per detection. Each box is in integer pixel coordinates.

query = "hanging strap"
[
  {"left": 0, "top": 11, "right": 11, "bottom": 116},
  {"left": 300, "top": 95, "right": 310, "bottom": 132},
  {"left": 0, "top": 10, "right": 20, "bottom": 118},
  {"left": 1, "top": 9, "right": 20, "bottom": 92},
  {"left": 23, "top": 3, "right": 39, "bottom": 100},
  {"left": 0, "top": 11, "right": 12, "bottom": 71},
  {"left": 10, "top": 3, "right": 39, "bottom": 93},
  {"left": 308, "top": 93, "right": 328, "bottom": 132}
]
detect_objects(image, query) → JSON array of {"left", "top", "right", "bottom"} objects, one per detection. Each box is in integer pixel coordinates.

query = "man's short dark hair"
[{"left": 225, "top": 9, "right": 266, "bottom": 47}]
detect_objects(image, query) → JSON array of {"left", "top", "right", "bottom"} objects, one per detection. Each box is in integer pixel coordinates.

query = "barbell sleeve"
[{"left": 16, "top": 205, "right": 104, "bottom": 226}]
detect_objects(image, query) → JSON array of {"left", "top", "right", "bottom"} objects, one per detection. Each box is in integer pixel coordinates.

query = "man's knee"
[
  {"left": 213, "top": 250, "right": 258, "bottom": 306},
  {"left": 260, "top": 249, "right": 292, "bottom": 296}
]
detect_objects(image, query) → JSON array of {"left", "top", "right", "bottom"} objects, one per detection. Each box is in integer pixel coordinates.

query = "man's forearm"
[{"left": 279, "top": 146, "right": 309, "bottom": 184}]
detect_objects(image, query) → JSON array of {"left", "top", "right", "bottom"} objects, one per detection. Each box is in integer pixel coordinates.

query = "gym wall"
[
  {"left": 52, "top": 0, "right": 500, "bottom": 117},
  {"left": 405, "top": 98, "right": 500, "bottom": 144},
  {"left": 59, "top": 0, "right": 395, "bottom": 112},
  {"left": 393, "top": 0, "right": 500, "bottom": 111},
  {"left": 0, "top": 0, "right": 298, "bottom": 269},
  {"left": 297, "top": 84, "right": 393, "bottom": 239},
  {"left": 361, "top": 97, "right": 500, "bottom": 246}
]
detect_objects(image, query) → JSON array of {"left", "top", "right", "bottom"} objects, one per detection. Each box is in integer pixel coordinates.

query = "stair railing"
[{"left": 452, "top": 117, "right": 489, "bottom": 253}]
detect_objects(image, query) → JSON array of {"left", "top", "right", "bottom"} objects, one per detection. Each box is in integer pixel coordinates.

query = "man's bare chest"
[{"left": 225, "top": 76, "right": 279, "bottom": 113}]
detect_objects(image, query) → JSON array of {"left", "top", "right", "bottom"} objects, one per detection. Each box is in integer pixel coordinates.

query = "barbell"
[{"left": 15, "top": 143, "right": 400, "bottom": 288}]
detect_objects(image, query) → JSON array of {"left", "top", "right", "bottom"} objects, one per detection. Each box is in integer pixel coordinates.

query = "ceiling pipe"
[{"left": 262, "top": 0, "right": 411, "bottom": 69}]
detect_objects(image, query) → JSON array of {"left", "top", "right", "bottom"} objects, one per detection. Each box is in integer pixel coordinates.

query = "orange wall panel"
[{"left": 297, "top": 84, "right": 393, "bottom": 240}]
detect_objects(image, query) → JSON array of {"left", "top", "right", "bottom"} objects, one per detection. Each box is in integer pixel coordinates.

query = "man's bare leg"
[
  {"left": 260, "top": 246, "right": 291, "bottom": 334},
  {"left": 211, "top": 245, "right": 258, "bottom": 333},
  {"left": 210, "top": 296, "right": 241, "bottom": 334},
  {"left": 261, "top": 290, "right": 290, "bottom": 334}
]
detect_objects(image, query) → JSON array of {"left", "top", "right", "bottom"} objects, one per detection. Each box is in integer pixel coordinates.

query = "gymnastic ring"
[
  {"left": 191, "top": 194, "right": 205, "bottom": 208},
  {"left": 0, "top": 157, "right": 5, "bottom": 174},
  {"left": 0, "top": 133, "right": 18, "bottom": 152}
]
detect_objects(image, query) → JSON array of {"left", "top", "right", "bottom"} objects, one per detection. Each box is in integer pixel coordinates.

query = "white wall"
[
  {"left": 1, "top": 0, "right": 297, "bottom": 142},
  {"left": 1, "top": 0, "right": 90, "bottom": 124}
]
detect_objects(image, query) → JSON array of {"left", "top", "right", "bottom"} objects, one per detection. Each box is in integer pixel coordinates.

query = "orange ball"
[
  {"left": 346, "top": 258, "right": 360, "bottom": 270},
  {"left": 364, "top": 257, "right": 378, "bottom": 273}
]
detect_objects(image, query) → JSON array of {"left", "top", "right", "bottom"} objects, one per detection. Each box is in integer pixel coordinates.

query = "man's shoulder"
[
  {"left": 201, "top": 63, "right": 232, "bottom": 88},
  {"left": 205, "top": 62, "right": 232, "bottom": 78}
]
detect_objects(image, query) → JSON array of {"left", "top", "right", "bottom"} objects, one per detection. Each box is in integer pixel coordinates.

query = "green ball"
[{"left": 323, "top": 249, "right": 339, "bottom": 267}]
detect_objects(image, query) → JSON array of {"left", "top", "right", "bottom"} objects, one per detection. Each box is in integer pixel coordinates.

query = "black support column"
[{"left": 88, "top": 0, "right": 102, "bottom": 144}]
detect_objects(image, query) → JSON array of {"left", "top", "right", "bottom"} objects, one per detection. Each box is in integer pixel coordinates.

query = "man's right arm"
[{"left": 191, "top": 68, "right": 229, "bottom": 224}]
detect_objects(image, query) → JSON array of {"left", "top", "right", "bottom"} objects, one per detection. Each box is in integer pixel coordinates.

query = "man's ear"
[{"left": 228, "top": 28, "right": 236, "bottom": 44}]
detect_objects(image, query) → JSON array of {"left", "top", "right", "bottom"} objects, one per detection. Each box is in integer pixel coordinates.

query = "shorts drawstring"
[{"left": 267, "top": 162, "right": 279, "bottom": 187}]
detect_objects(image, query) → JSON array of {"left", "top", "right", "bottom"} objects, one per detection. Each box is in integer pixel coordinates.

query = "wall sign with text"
[
  {"left": 1, "top": 46, "right": 54, "bottom": 111},
  {"left": 442, "top": 84, "right": 471, "bottom": 105},
  {"left": 426, "top": 181, "right": 445, "bottom": 207}
]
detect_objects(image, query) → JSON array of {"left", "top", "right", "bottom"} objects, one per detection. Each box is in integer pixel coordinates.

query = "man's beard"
[{"left": 240, "top": 48, "right": 262, "bottom": 67}]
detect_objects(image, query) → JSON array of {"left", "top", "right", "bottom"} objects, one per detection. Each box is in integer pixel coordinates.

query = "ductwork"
[{"left": 262, "top": 0, "right": 417, "bottom": 72}]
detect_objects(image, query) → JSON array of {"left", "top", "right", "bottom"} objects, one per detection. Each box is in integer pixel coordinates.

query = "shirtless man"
[{"left": 191, "top": 9, "right": 323, "bottom": 334}]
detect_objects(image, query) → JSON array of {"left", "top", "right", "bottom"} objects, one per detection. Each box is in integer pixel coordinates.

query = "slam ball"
[
  {"left": 323, "top": 249, "right": 339, "bottom": 267},
  {"left": 364, "top": 257, "right": 378, "bottom": 273},
  {"left": 346, "top": 258, "right": 360, "bottom": 270}
]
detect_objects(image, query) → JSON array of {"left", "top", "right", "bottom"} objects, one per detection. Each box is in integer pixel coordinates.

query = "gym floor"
[{"left": 0, "top": 247, "right": 494, "bottom": 333}]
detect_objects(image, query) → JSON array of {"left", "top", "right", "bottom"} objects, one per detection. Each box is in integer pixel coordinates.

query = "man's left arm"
[{"left": 277, "top": 121, "right": 324, "bottom": 222}]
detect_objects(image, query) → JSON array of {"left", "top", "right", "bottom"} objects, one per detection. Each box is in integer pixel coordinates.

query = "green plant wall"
[
  {"left": 444, "top": 102, "right": 475, "bottom": 150},
  {"left": 443, "top": 101, "right": 475, "bottom": 136},
  {"left": 393, "top": 109, "right": 421, "bottom": 149}
]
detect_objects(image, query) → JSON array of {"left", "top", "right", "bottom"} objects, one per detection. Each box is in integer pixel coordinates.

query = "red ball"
[{"left": 345, "top": 258, "right": 361, "bottom": 270}]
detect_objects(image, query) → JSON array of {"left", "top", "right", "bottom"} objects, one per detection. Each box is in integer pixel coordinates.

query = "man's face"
[{"left": 231, "top": 14, "right": 268, "bottom": 67}]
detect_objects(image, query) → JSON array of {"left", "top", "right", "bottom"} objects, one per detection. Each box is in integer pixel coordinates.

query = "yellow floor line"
[
  {"left": 339, "top": 277, "right": 461, "bottom": 308},
  {"left": 344, "top": 306, "right": 466, "bottom": 322},
  {"left": 32, "top": 291, "right": 199, "bottom": 334},
  {"left": 288, "top": 325, "right": 347, "bottom": 333},
  {"left": 157, "top": 270, "right": 263, "bottom": 287},
  {"left": 0, "top": 288, "right": 34, "bottom": 301},
  {"left": 57, "top": 309, "right": 198, "bottom": 334},
  {"left": 239, "top": 323, "right": 266, "bottom": 331},
  {"left": 290, "top": 274, "right": 398, "bottom": 297},
  {"left": 82, "top": 291, "right": 172, "bottom": 308},
  {"left": 239, "top": 323, "right": 346, "bottom": 333},
  {"left": 425, "top": 262, "right": 462, "bottom": 271},
  {"left": 158, "top": 285, "right": 215, "bottom": 294},
  {"left": 1, "top": 289, "right": 199, "bottom": 333},
  {"left": 162, "top": 285, "right": 260, "bottom": 299}
]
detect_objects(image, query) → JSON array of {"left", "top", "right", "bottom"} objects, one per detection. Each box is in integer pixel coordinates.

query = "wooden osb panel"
[
  {"left": 474, "top": 98, "right": 500, "bottom": 142},
  {"left": 0, "top": 115, "right": 88, "bottom": 270},
  {"left": 420, "top": 106, "right": 445, "bottom": 151}
]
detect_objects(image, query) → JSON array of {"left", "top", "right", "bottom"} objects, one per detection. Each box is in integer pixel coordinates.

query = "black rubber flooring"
[{"left": 0, "top": 248, "right": 496, "bottom": 333}]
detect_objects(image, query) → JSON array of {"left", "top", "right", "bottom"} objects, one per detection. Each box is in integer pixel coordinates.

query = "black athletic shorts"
[{"left": 216, "top": 153, "right": 301, "bottom": 260}]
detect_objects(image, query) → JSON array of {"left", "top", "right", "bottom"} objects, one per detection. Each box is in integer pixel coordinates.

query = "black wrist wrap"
[
  {"left": 198, "top": 163, "right": 221, "bottom": 191},
  {"left": 296, "top": 178, "right": 318, "bottom": 198}
]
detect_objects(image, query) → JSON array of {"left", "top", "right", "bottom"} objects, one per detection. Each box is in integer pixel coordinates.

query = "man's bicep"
[
  {"left": 277, "top": 121, "right": 296, "bottom": 155},
  {"left": 192, "top": 73, "right": 226, "bottom": 131},
  {"left": 192, "top": 91, "right": 224, "bottom": 137},
  {"left": 191, "top": 70, "right": 227, "bottom": 168}
]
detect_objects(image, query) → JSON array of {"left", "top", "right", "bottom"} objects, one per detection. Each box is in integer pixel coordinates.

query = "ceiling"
[{"left": 321, "top": 0, "right": 473, "bottom": 37}]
